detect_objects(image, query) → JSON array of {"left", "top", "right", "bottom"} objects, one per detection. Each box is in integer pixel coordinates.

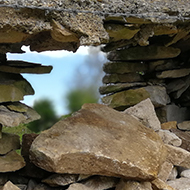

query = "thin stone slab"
[
  {"left": 103, "top": 61, "right": 148, "bottom": 74},
  {"left": 177, "top": 121, "right": 190, "bottom": 131},
  {"left": 107, "top": 46, "right": 181, "bottom": 61},
  {"left": 102, "top": 73, "right": 144, "bottom": 84},
  {"left": 152, "top": 178, "right": 175, "bottom": 190},
  {"left": 0, "top": 133, "right": 20, "bottom": 155},
  {"left": 0, "top": 72, "right": 34, "bottom": 103},
  {"left": 156, "top": 68, "right": 190, "bottom": 79},
  {"left": 30, "top": 103, "right": 167, "bottom": 181},
  {"left": 102, "top": 86, "right": 170, "bottom": 110},
  {"left": 42, "top": 174, "right": 79, "bottom": 187},
  {"left": 0, "top": 60, "right": 53, "bottom": 74},
  {"left": 0, "top": 151, "right": 25, "bottom": 172},
  {"left": 99, "top": 82, "right": 147, "bottom": 95},
  {"left": 0, "top": 104, "right": 40, "bottom": 127}
]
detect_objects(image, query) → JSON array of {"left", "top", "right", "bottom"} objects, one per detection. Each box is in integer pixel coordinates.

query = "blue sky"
[{"left": 7, "top": 46, "right": 106, "bottom": 116}]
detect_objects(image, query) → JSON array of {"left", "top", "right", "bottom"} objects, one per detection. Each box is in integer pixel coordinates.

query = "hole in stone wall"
[{"left": 7, "top": 45, "right": 107, "bottom": 117}]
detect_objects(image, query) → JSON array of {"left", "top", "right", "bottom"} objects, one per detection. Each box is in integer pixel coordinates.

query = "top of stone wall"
[{"left": 0, "top": 0, "right": 190, "bottom": 53}]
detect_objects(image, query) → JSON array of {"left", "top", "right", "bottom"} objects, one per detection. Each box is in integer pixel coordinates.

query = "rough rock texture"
[
  {"left": 0, "top": 72, "right": 34, "bottom": 103},
  {"left": 30, "top": 104, "right": 167, "bottom": 180},
  {"left": 115, "top": 179, "right": 153, "bottom": 190},
  {"left": 102, "top": 86, "right": 170, "bottom": 110},
  {"left": 167, "top": 177, "right": 190, "bottom": 190},
  {"left": 124, "top": 98, "right": 161, "bottom": 131},
  {"left": 0, "top": 151, "right": 25, "bottom": 172},
  {"left": 2, "top": 181, "right": 20, "bottom": 190},
  {"left": 0, "top": 133, "right": 20, "bottom": 155}
]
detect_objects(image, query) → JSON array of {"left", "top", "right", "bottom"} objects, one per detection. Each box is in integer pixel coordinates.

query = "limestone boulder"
[
  {"left": 30, "top": 104, "right": 167, "bottom": 180},
  {"left": 107, "top": 46, "right": 181, "bottom": 61},
  {"left": 0, "top": 133, "right": 20, "bottom": 155},
  {"left": 156, "top": 130, "right": 182, "bottom": 146},
  {"left": 170, "top": 129, "right": 190, "bottom": 152},
  {"left": 167, "top": 177, "right": 190, "bottom": 190},
  {"left": 124, "top": 98, "right": 161, "bottom": 131},
  {"left": 157, "top": 161, "right": 173, "bottom": 181},
  {"left": 0, "top": 151, "right": 25, "bottom": 172},
  {"left": 166, "top": 144, "right": 190, "bottom": 168},
  {"left": 2, "top": 181, "right": 20, "bottom": 190}
]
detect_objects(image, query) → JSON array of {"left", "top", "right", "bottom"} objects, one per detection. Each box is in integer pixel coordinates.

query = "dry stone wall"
[{"left": 1, "top": 0, "right": 190, "bottom": 190}]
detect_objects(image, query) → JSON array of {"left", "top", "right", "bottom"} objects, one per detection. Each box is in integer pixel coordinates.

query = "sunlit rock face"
[{"left": 30, "top": 103, "right": 167, "bottom": 181}]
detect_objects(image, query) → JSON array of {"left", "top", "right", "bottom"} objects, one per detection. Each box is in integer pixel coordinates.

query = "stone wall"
[{"left": 1, "top": 1, "right": 190, "bottom": 190}]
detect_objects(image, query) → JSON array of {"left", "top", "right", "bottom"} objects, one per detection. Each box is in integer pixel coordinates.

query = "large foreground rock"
[{"left": 30, "top": 104, "right": 167, "bottom": 180}]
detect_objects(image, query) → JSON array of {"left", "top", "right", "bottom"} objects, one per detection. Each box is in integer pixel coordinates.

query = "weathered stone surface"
[
  {"left": 102, "top": 73, "right": 144, "bottom": 84},
  {"left": 67, "top": 183, "right": 93, "bottom": 190},
  {"left": 151, "top": 178, "right": 175, "bottom": 190},
  {"left": 158, "top": 161, "right": 173, "bottom": 182},
  {"left": 0, "top": 60, "right": 53, "bottom": 74},
  {"left": 42, "top": 174, "right": 79, "bottom": 187},
  {"left": 102, "top": 86, "right": 170, "bottom": 110},
  {"left": 156, "top": 130, "right": 182, "bottom": 146},
  {"left": 161, "top": 121, "right": 177, "bottom": 130},
  {"left": 102, "top": 88, "right": 150, "bottom": 110},
  {"left": 170, "top": 129, "right": 190, "bottom": 152},
  {"left": 180, "top": 169, "right": 190, "bottom": 178},
  {"left": 144, "top": 86, "right": 170, "bottom": 107},
  {"left": 0, "top": 151, "right": 25, "bottom": 172},
  {"left": 99, "top": 82, "right": 147, "bottom": 95},
  {"left": 2, "top": 181, "right": 20, "bottom": 190},
  {"left": 156, "top": 68, "right": 190, "bottom": 79},
  {"left": 168, "top": 166, "right": 178, "bottom": 180},
  {"left": 0, "top": 104, "right": 40, "bottom": 127},
  {"left": 178, "top": 121, "right": 190, "bottom": 131},
  {"left": 166, "top": 144, "right": 190, "bottom": 168},
  {"left": 124, "top": 98, "right": 161, "bottom": 131},
  {"left": 0, "top": 133, "right": 20, "bottom": 155},
  {"left": 167, "top": 177, "right": 190, "bottom": 190},
  {"left": 0, "top": 72, "right": 34, "bottom": 103},
  {"left": 30, "top": 103, "right": 167, "bottom": 180},
  {"left": 82, "top": 176, "right": 119, "bottom": 190},
  {"left": 103, "top": 61, "right": 148, "bottom": 74},
  {"left": 115, "top": 179, "right": 152, "bottom": 190},
  {"left": 107, "top": 46, "right": 181, "bottom": 61},
  {"left": 51, "top": 19, "right": 79, "bottom": 43},
  {"left": 105, "top": 23, "right": 140, "bottom": 41}
]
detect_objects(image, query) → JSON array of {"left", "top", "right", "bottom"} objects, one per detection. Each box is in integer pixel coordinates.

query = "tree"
[
  {"left": 66, "top": 87, "right": 98, "bottom": 113},
  {"left": 27, "top": 99, "right": 59, "bottom": 133},
  {"left": 65, "top": 46, "right": 107, "bottom": 113}
]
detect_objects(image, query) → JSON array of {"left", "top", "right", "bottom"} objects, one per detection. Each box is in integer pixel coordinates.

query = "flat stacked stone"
[{"left": 0, "top": 54, "right": 53, "bottom": 173}]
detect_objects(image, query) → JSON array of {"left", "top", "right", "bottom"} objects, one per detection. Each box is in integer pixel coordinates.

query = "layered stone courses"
[{"left": 1, "top": 0, "right": 190, "bottom": 189}]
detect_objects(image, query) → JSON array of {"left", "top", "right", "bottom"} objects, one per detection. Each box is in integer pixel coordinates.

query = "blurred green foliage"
[
  {"left": 27, "top": 99, "right": 59, "bottom": 133},
  {"left": 66, "top": 87, "right": 98, "bottom": 113}
]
